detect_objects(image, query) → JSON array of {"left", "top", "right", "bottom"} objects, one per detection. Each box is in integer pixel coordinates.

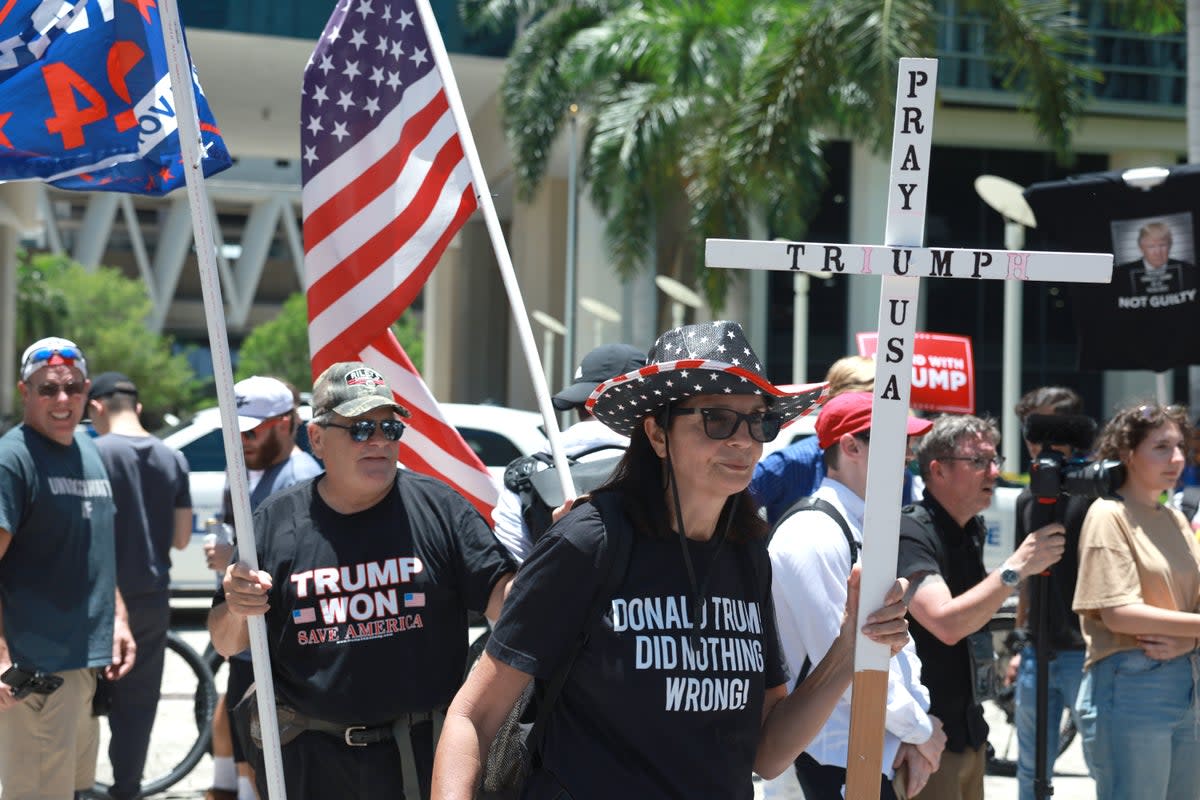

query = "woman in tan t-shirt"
[{"left": 1072, "top": 402, "right": 1200, "bottom": 800}]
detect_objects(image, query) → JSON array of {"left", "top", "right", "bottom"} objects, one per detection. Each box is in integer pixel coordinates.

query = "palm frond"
[{"left": 982, "top": 0, "right": 1097, "bottom": 162}]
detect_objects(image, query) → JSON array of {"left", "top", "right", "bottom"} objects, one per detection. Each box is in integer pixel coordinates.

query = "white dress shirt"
[{"left": 768, "top": 477, "right": 933, "bottom": 777}]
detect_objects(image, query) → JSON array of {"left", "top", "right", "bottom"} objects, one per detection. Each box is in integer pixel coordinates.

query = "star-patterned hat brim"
[{"left": 584, "top": 321, "right": 827, "bottom": 438}]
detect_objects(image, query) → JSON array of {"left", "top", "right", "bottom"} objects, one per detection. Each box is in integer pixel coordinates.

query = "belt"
[
  {"left": 305, "top": 710, "right": 434, "bottom": 747},
  {"left": 306, "top": 718, "right": 395, "bottom": 747}
]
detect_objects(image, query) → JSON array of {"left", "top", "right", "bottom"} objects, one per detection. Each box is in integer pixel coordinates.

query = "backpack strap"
[
  {"left": 771, "top": 495, "right": 859, "bottom": 566},
  {"left": 525, "top": 492, "right": 633, "bottom": 759},
  {"left": 772, "top": 496, "right": 858, "bottom": 687}
]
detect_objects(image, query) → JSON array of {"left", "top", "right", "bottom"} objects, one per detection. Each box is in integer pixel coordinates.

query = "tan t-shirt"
[{"left": 1073, "top": 497, "right": 1200, "bottom": 669}]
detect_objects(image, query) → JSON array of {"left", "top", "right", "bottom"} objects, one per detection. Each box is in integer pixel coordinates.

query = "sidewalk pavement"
[{"left": 98, "top": 621, "right": 1094, "bottom": 799}]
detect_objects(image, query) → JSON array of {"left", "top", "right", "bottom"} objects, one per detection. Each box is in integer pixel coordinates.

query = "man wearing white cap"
[
  {"left": 0, "top": 336, "right": 136, "bottom": 798},
  {"left": 205, "top": 375, "right": 322, "bottom": 800}
]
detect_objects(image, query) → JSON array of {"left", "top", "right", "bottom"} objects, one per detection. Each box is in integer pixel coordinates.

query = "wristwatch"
[{"left": 999, "top": 563, "right": 1021, "bottom": 588}]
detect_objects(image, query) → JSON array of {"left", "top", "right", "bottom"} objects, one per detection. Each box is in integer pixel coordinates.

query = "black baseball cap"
[
  {"left": 88, "top": 371, "right": 138, "bottom": 402},
  {"left": 552, "top": 343, "right": 646, "bottom": 411}
]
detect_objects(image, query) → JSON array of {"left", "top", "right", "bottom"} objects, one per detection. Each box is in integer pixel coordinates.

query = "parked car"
[{"left": 163, "top": 401, "right": 549, "bottom": 595}]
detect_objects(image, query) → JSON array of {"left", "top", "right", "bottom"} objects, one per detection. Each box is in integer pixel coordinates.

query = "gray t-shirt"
[
  {"left": 95, "top": 433, "right": 191, "bottom": 597},
  {"left": 0, "top": 426, "right": 116, "bottom": 672}
]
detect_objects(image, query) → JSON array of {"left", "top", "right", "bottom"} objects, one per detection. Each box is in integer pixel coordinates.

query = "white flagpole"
[
  {"left": 413, "top": 0, "right": 577, "bottom": 503},
  {"left": 156, "top": 2, "right": 288, "bottom": 798}
]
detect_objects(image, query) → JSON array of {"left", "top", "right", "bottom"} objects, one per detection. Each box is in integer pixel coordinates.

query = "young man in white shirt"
[{"left": 769, "top": 391, "right": 943, "bottom": 799}]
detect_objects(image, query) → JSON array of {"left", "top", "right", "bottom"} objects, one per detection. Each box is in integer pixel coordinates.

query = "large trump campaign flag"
[
  {"left": 0, "top": 0, "right": 230, "bottom": 194},
  {"left": 302, "top": 0, "right": 497, "bottom": 517}
]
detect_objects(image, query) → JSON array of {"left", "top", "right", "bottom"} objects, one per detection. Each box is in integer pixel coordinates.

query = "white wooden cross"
[{"left": 705, "top": 58, "right": 1112, "bottom": 797}]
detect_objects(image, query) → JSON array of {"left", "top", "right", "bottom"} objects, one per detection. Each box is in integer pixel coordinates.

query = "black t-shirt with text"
[
  {"left": 215, "top": 470, "right": 515, "bottom": 725},
  {"left": 896, "top": 494, "right": 989, "bottom": 753},
  {"left": 487, "top": 497, "right": 787, "bottom": 800}
]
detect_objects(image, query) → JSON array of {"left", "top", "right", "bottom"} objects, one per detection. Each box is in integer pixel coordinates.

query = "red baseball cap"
[{"left": 816, "top": 391, "right": 933, "bottom": 450}]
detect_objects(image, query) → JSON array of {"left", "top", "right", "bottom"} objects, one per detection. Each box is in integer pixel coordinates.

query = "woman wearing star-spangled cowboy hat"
[{"left": 433, "top": 321, "right": 911, "bottom": 799}]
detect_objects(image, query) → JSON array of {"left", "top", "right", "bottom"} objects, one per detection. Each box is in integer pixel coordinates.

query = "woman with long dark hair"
[
  {"left": 431, "top": 321, "right": 910, "bottom": 799},
  {"left": 1073, "top": 402, "right": 1200, "bottom": 800}
]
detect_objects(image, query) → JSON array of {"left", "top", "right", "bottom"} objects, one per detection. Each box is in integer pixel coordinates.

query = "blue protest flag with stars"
[{"left": 0, "top": 0, "right": 231, "bottom": 195}]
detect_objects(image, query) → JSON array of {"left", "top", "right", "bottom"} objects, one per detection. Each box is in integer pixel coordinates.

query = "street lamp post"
[
  {"left": 562, "top": 104, "right": 580, "bottom": 397},
  {"left": 975, "top": 175, "right": 1037, "bottom": 475},
  {"left": 578, "top": 296, "right": 621, "bottom": 349},
  {"left": 654, "top": 274, "right": 704, "bottom": 329},
  {"left": 531, "top": 310, "right": 567, "bottom": 392}
]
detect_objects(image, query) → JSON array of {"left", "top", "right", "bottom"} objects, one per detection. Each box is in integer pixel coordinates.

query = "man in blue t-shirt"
[
  {"left": 0, "top": 336, "right": 136, "bottom": 798},
  {"left": 89, "top": 371, "right": 192, "bottom": 800}
]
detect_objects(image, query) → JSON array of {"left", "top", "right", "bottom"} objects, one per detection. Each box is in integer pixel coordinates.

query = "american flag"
[{"left": 302, "top": 0, "right": 497, "bottom": 518}]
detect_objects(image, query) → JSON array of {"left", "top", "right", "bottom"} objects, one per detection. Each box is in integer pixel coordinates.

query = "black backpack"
[{"left": 502, "top": 444, "right": 625, "bottom": 544}]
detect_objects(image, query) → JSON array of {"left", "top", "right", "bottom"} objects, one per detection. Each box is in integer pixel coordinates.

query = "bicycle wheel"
[{"left": 92, "top": 630, "right": 218, "bottom": 798}]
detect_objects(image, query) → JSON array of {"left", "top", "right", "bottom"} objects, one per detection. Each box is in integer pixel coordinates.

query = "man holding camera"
[
  {"left": 1006, "top": 387, "right": 1094, "bottom": 800},
  {"left": 898, "top": 414, "right": 1065, "bottom": 800},
  {"left": 0, "top": 337, "right": 136, "bottom": 799}
]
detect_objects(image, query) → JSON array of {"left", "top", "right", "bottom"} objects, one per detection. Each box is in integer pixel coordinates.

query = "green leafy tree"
[
  {"left": 14, "top": 251, "right": 197, "bottom": 426},
  {"left": 235, "top": 292, "right": 315, "bottom": 390},
  {"left": 463, "top": 0, "right": 1104, "bottom": 310},
  {"left": 236, "top": 292, "right": 424, "bottom": 391}
]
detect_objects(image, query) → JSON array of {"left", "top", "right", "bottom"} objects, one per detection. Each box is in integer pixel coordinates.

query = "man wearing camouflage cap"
[{"left": 209, "top": 362, "right": 516, "bottom": 800}]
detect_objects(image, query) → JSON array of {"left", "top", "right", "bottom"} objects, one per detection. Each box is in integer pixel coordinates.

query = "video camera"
[{"left": 1025, "top": 413, "right": 1125, "bottom": 500}]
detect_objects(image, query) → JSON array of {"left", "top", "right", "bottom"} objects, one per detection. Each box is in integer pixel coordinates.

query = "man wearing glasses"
[
  {"left": 0, "top": 336, "right": 137, "bottom": 798},
  {"left": 897, "top": 415, "right": 1066, "bottom": 800},
  {"left": 208, "top": 362, "right": 516, "bottom": 800},
  {"left": 204, "top": 375, "right": 322, "bottom": 800}
]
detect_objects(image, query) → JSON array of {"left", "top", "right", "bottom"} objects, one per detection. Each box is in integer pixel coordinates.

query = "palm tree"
[{"left": 460, "top": 0, "right": 1127, "bottom": 311}]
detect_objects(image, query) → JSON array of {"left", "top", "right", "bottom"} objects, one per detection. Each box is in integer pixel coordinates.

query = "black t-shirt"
[
  {"left": 1025, "top": 167, "right": 1200, "bottom": 372},
  {"left": 896, "top": 494, "right": 988, "bottom": 752},
  {"left": 487, "top": 496, "right": 787, "bottom": 800},
  {"left": 215, "top": 470, "right": 515, "bottom": 725},
  {"left": 1014, "top": 490, "right": 1091, "bottom": 652},
  {"left": 95, "top": 433, "right": 191, "bottom": 597}
]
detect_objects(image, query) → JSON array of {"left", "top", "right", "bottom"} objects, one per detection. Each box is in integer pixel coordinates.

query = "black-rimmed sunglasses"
[
  {"left": 670, "top": 407, "right": 782, "bottom": 443},
  {"left": 318, "top": 418, "right": 405, "bottom": 443}
]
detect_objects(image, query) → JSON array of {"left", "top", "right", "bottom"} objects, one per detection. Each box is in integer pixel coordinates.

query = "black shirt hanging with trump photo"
[{"left": 1025, "top": 164, "right": 1200, "bottom": 372}]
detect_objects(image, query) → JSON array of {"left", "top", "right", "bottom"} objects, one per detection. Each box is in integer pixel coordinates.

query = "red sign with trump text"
[{"left": 855, "top": 332, "right": 975, "bottom": 414}]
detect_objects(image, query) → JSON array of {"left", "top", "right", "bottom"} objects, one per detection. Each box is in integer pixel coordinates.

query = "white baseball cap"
[{"left": 233, "top": 376, "right": 294, "bottom": 432}]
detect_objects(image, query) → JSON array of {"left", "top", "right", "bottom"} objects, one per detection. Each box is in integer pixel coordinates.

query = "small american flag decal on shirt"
[
  {"left": 404, "top": 592, "right": 425, "bottom": 608},
  {"left": 292, "top": 608, "right": 316, "bottom": 624}
]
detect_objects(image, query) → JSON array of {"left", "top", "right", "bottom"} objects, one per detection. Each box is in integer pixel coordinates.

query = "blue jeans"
[
  {"left": 1075, "top": 648, "right": 1200, "bottom": 800},
  {"left": 1015, "top": 647, "right": 1086, "bottom": 800}
]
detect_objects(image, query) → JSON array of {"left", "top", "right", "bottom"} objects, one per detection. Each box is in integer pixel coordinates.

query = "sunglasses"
[
  {"left": 25, "top": 346, "right": 82, "bottom": 366},
  {"left": 34, "top": 381, "right": 85, "bottom": 398},
  {"left": 1136, "top": 403, "right": 1187, "bottom": 420},
  {"left": 940, "top": 454, "right": 1005, "bottom": 471},
  {"left": 241, "top": 416, "right": 289, "bottom": 441},
  {"left": 318, "top": 418, "right": 405, "bottom": 443},
  {"left": 670, "top": 407, "right": 782, "bottom": 443}
]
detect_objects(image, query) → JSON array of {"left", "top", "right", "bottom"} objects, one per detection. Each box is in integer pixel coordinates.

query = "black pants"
[
  {"left": 254, "top": 729, "right": 410, "bottom": 800},
  {"left": 226, "top": 656, "right": 255, "bottom": 764},
  {"left": 794, "top": 751, "right": 898, "bottom": 800},
  {"left": 106, "top": 592, "right": 171, "bottom": 800}
]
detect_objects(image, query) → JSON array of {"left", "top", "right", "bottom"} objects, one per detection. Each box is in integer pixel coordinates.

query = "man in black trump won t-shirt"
[{"left": 208, "top": 362, "right": 516, "bottom": 800}]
